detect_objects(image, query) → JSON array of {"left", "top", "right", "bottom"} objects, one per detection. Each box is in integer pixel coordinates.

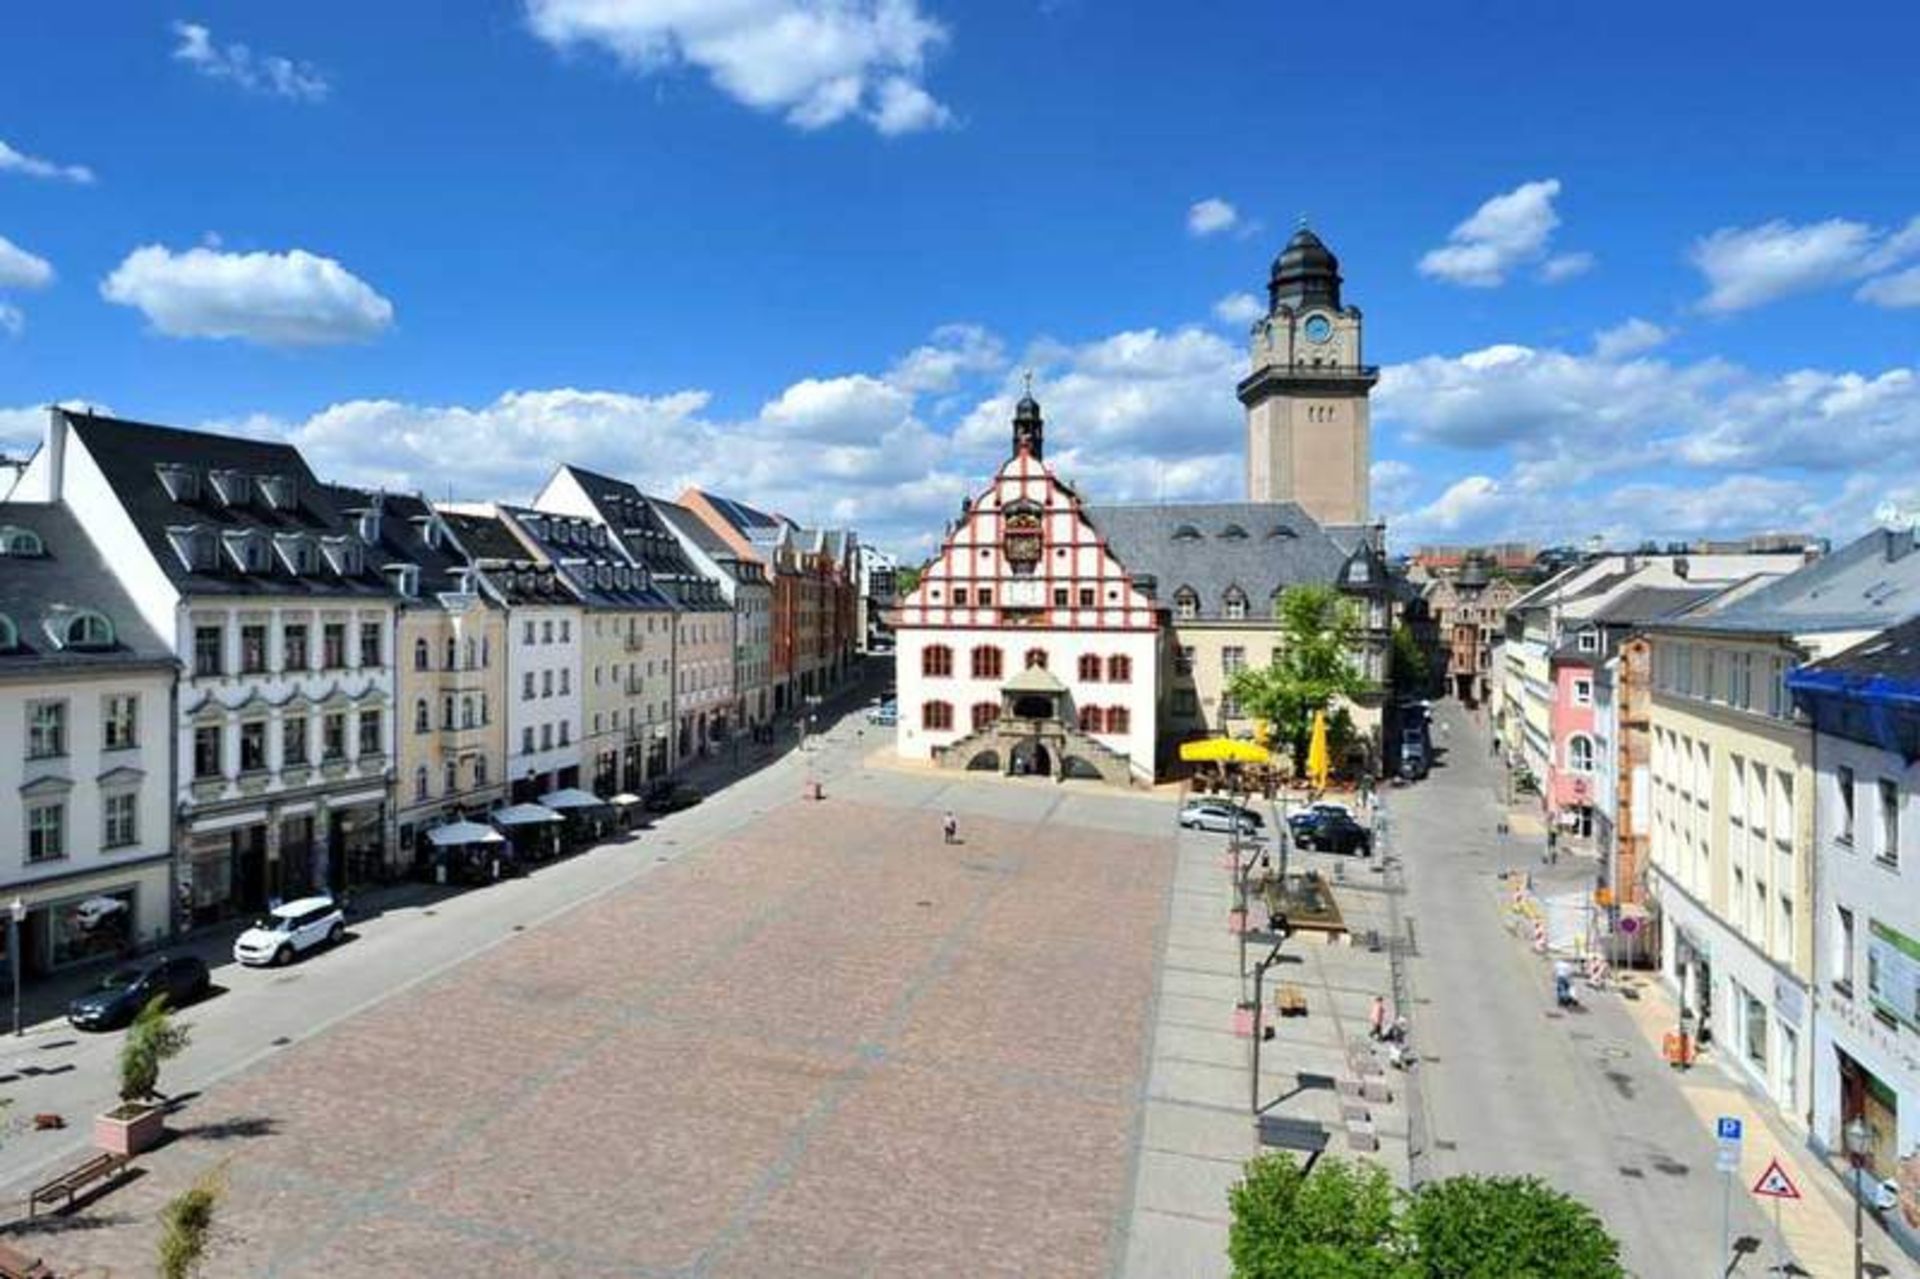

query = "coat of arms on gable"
[{"left": 1003, "top": 500, "right": 1043, "bottom": 573}]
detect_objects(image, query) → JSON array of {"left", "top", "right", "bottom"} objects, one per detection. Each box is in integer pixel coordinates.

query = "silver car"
[{"left": 1178, "top": 799, "right": 1263, "bottom": 835}]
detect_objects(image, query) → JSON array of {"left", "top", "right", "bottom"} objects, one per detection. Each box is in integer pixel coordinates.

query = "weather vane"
[{"left": 1023, "top": 369, "right": 1034, "bottom": 397}]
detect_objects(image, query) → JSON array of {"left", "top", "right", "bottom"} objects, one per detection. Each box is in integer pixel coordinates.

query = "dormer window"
[
  {"left": 167, "top": 525, "right": 218, "bottom": 573},
  {"left": 358, "top": 510, "right": 383, "bottom": 545},
  {"left": 156, "top": 463, "right": 201, "bottom": 503},
  {"left": 384, "top": 563, "right": 420, "bottom": 598},
  {"left": 320, "top": 536, "right": 362, "bottom": 577},
  {"left": 1220, "top": 524, "right": 1249, "bottom": 541},
  {"left": 223, "top": 529, "right": 271, "bottom": 574},
  {"left": 0, "top": 613, "right": 16, "bottom": 651},
  {"left": 1223, "top": 587, "right": 1249, "bottom": 620},
  {"left": 1267, "top": 524, "right": 1297, "bottom": 540},
  {"left": 1172, "top": 525, "right": 1202, "bottom": 542},
  {"left": 207, "top": 468, "right": 250, "bottom": 507},
  {"left": 0, "top": 526, "right": 44, "bottom": 556},
  {"left": 1174, "top": 587, "right": 1199, "bottom": 621},
  {"left": 60, "top": 610, "right": 114, "bottom": 650},
  {"left": 274, "top": 532, "right": 317, "bottom": 575},
  {"left": 256, "top": 474, "right": 298, "bottom": 510}
]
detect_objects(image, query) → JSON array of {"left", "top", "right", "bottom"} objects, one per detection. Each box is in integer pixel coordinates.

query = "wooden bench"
[
  {"left": 1273, "top": 984, "right": 1308, "bottom": 1017},
  {"left": 0, "top": 1239, "right": 53, "bottom": 1278},
  {"left": 29, "top": 1149, "right": 129, "bottom": 1218}
]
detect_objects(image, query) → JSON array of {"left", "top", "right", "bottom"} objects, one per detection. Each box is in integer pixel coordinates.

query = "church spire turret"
[{"left": 1012, "top": 371, "right": 1044, "bottom": 460}]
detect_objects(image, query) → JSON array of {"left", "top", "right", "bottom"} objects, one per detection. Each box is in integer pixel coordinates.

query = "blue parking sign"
[{"left": 1717, "top": 1117, "right": 1742, "bottom": 1142}]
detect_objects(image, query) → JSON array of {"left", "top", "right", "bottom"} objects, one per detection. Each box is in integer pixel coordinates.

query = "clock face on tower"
[{"left": 1303, "top": 314, "right": 1333, "bottom": 344}]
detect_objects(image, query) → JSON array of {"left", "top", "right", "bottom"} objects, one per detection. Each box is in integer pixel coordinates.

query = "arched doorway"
[
  {"left": 1062, "top": 754, "right": 1103, "bottom": 781},
  {"left": 1010, "top": 741, "right": 1052, "bottom": 777},
  {"left": 966, "top": 749, "right": 1000, "bottom": 772}
]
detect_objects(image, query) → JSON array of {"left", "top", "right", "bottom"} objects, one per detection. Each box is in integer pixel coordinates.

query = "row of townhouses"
[
  {"left": 0, "top": 408, "right": 862, "bottom": 989},
  {"left": 1492, "top": 523, "right": 1920, "bottom": 1235}
]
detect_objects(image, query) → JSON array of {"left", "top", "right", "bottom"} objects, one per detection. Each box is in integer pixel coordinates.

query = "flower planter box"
[
  {"left": 1232, "top": 1002, "right": 1255, "bottom": 1038},
  {"left": 94, "top": 1103, "right": 165, "bottom": 1156}
]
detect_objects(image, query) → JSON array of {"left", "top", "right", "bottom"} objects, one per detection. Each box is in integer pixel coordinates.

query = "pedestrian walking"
[
  {"left": 942, "top": 810, "right": 958, "bottom": 845},
  {"left": 1368, "top": 994, "right": 1388, "bottom": 1040}
]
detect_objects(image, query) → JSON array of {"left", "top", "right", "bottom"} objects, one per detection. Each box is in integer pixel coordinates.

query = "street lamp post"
[
  {"left": 1846, "top": 1114, "right": 1872, "bottom": 1279},
  {"left": 8, "top": 896, "right": 25, "bottom": 1037}
]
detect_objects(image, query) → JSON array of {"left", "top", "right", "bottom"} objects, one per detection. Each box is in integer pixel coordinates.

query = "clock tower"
[{"left": 1237, "top": 225, "right": 1378, "bottom": 525}]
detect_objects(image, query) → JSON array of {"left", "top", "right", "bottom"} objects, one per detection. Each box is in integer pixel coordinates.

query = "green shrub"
[
  {"left": 1402, "top": 1175, "right": 1623, "bottom": 1279},
  {"left": 118, "top": 995, "right": 192, "bottom": 1103},
  {"left": 157, "top": 1162, "right": 226, "bottom": 1279}
]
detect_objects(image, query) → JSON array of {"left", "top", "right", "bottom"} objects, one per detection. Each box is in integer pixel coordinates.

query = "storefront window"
[{"left": 50, "top": 889, "right": 135, "bottom": 967}]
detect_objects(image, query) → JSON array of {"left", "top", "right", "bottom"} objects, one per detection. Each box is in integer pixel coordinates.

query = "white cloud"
[
  {"left": 524, "top": 0, "right": 952, "bottom": 135},
  {"left": 887, "top": 323, "right": 1004, "bottom": 393},
  {"left": 171, "top": 21, "right": 330, "bottom": 101},
  {"left": 100, "top": 244, "right": 394, "bottom": 347},
  {"left": 1689, "top": 215, "right": 1920, "bottom": 313},
  {"left": 0, "top": 138, "right": 94, "bottom": 185},
  {"left": 1418, "top": 178, "right": 1589, "bottom": 287},
  {"left": 1592, "top": 317, "right": 1671, "bottom": 361},
  {"left": 1212, "top": 292, "right": 1264, "bottom": 326},
  {"left": 1858, "top": 264, "right": 1920, "bottom": 309},
  {"left": 0, "top": 236, "right": 54, "bottom": 290},
  {"left": 758, "top": 374, "right": 912, "bottom": 444},
  {"left": 1187, "top": 198, "right": 1238, "bottom": 238}
]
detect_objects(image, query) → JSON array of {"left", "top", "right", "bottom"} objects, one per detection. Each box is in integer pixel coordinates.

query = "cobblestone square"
[{"left": 19, "top": 790, "right": 1176, "bottom": 1278}]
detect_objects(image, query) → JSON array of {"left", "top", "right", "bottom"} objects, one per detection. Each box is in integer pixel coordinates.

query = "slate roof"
[
  {"left": 496, "top": 505, "right": 675, "bottom": 612},
  {"left": 0, "top": 502, "right": 173, "bottom": 672},
  {"left": 1657, "top": 527, "right": 1920, "bottom": 637},
  {"left": 551, "top": 468, "right": 729, "bottom": 611},
  {"left": 437, "top": 511, "right": 575, "bottom": 606},
  {"left": 1586, "top": 585, "right": 1717, "bottom": 627},
  {"left": 1802, "top": 616, "right": 1920, "bottom": 684},
  {"left": 62, "top": 410, "right": 394, "bottom": 600},
  {"left": 321, "top": 485, "right": 481, "bottom": 606},
  {"left": 651, "top": 499, "right": 767, "bottom": 589},
  {"left": 1085, "top": 502, "right": 1350, "bottom": 621}
]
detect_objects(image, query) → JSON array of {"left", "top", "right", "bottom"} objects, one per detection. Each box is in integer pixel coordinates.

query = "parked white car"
[{"left": 233, "top": 895, "right": 346, "bottom": 967}]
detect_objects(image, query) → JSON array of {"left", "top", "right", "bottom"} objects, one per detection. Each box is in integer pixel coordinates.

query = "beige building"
[
  {"left": 330, "top": 489, "right": 509, "bottom": 865},
  {"left": 1238, "top": 226, "right": 1376, "bottom": 527}
]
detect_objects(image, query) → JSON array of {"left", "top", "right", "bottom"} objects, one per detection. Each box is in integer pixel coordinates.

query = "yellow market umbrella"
[
  {"left": 1179, "top": 738, "right": 1272, "bottom": 765},
  {"left": 1306, "top": 709, "right": 1331, "bottom": 790}
]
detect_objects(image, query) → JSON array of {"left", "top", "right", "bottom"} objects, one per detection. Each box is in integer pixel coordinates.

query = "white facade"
[
  {"left": 506, "top": 605, "right": 583, "bottom": 794},
  {"left": 2, "top": 666, "right": 175, "bottom": 967},
  {"left": 1809, "top": 727, "right": 1920, "bottom": 1184},
  {"left": 893, "top": 446, "right": 1160, "bottom": 782}
]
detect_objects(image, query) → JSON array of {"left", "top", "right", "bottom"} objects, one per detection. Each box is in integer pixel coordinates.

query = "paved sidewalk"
[
  {"left": 1615, "top": 974, "right": 1920, "bottom": 1278},
  {"left": 1119, "top": 800, "right": 1406, "bottom": 1279}
]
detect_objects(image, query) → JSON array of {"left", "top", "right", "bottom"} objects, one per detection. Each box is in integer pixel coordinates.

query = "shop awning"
[
  {"left": 492, "top": 803, "right": 563, "bottom": 827},
  {"left": 609, "top": 793, "right": 645, "bottom": 807},
  {"left": 427, "top": 820, "right": 506, "bottom": 847},
  {"left": 542, "top": 787, "right": 611, "bottom": 811},
  {"left": 1179, "top": 738, "right": 1273, "bottom": 765}
]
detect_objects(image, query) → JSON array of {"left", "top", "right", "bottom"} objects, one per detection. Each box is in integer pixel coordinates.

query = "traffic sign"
[
  {"left": 1715, "top": 1116, "right": 1744, "bottom": 1173},
  {"left": 1752, "top": 1159, "right": 1802, "bottom": 1200}
]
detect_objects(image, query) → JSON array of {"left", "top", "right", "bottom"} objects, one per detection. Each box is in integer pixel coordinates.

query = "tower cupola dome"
[{"left": 1268, "top": 225, "right": 1343, "bottom": 313}]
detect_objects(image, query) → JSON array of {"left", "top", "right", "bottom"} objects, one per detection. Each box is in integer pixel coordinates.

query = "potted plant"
[{"left": 96, "top": 995, "right": 191, "bottom": 1156}]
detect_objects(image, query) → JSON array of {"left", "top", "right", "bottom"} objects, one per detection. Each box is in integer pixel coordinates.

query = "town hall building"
[{"left": 894, "top": 227, "right": 1395, "bottom": 784}]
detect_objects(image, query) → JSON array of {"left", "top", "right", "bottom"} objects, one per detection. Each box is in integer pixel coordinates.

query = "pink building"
[{"left": 1547, "top": 651, "right": 1598, "bottom": 839}]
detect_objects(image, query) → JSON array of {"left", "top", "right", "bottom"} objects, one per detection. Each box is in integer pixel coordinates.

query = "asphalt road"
[
  {"left": 1395, "top": 700, "right": 1777, "bottom": 1277},
  {"left": 0, "top": 670, "right": 887, "bottom": 1198}
]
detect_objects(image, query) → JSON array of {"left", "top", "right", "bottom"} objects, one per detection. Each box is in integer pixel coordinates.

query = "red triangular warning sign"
[{"left": 1752, "top": 1158, "right": 1802, "bottom": 1199}]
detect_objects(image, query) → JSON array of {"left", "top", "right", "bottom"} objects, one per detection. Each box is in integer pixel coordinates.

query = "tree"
[
  {"left": 1390, "top": 622, "right": 1431, "bottom": 697},
  {"left": 1227, "top": 1155, "right": 1625, "bottom": 1279},
  {"left": 1401, "top": 1175, "right": 1623, "bottom": 1279},
  {"left": 894, "top": 564, "right": 924, "bottom": 595},
  {"left": 1226, "top": 585, "right": 1370, "bottom": 775},
  {"left": 120, "top": 995, "right": 192, "bottom": 1103},
  {"left": 1228, "top": 1153, "right": 1401, "bottom": 1279}
]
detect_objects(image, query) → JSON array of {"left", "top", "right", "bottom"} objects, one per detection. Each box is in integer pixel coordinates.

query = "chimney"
[{"left": 45, "top": 405, "right": 68, "bottom": 499}]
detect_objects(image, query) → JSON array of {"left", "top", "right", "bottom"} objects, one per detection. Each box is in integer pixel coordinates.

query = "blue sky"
[{"left": 3, "top": 1, "right": 1918, "bottom": 555}]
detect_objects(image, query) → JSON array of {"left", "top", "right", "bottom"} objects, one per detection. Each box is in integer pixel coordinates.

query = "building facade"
[
  {"left": 894, "top": 396, "right": 1160, "bottom": 782},
  {"left": 27, "top": 410, "right": 400, "bottom": 921},
  {"left": 1791, "top": 621, "right": 1920, "bottom": 1212},
  {"left": 0, "top": 504, "right": 177, "bottom": 981},
  {"left": 651, "top": 499, "right": 775, "bottom": 734}
]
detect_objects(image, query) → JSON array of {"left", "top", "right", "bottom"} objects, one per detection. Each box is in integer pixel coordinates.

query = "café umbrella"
[{"left": 1306, "top": 709, "right": 1332, "bottom": 791}]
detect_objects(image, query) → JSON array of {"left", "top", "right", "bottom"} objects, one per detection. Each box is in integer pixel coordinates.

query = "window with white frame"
[
  {"left": 1573, "top": 677, "right": 1592, "bottom": 706},
  {"left": 103, "top": 694, "right": 138, "bottom": 750},
  {"left": 27, "top": 700, "right": 65, "bottom": 759},
  {"left": 1838, "top": 765, "right": 1857, "bottom": 844},
  {"left": 1567, "top": 734, "right": 1594, "bottom": 773},
  {"left": 1879, "top": 778, "right": 1900, "bottom": 867},
  {"left": 103, "top": 791, "right": 138, "bottom": 848},
  {"left": 27, "top": 800, "right": 64, "bottom": 862}
]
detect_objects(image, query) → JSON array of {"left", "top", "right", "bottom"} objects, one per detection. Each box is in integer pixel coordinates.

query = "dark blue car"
[{"left": 67, "top": 955, "right": 210, "bottom": 1031}]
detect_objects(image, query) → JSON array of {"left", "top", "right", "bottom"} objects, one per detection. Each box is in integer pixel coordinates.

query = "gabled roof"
[
  {"left": 651, "top": 499, "right": 767, "bottom": 589},
  {"left": 62, "top": 409, "right": 394, "bottom": 600},
  {"left": 1657, "top": 527, "right": 1920, "bottom": 637},
  {"left": 496, "top": 505, "right": 675, "bottom": 612},
  {"left": 1086, "top": 501, "right": 1349, "bottom": 622},
  {"left": 436, "top": 511, "right": 576, "bottom": 606},
  {"left": 321, "top": 484, "right": 482, "bottom": 607},
  {"left": 552, "top": 467, "right": 729, "bottom": 610},
  {"left": 0, "top": 502, "right": 173, "bottom": 671}
]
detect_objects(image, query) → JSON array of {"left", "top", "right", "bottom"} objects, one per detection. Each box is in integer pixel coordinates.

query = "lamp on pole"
[
  {"left": 8, "top": 896, "right": 25, "bottom": 1037},
  {"left": 1846, "top": 1114, "right": 1872, "bottom": 1279}
]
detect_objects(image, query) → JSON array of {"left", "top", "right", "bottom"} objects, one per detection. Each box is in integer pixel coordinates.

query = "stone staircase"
[{"left": 934, "top": 718, "right": 1144, "bottom": 787}]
